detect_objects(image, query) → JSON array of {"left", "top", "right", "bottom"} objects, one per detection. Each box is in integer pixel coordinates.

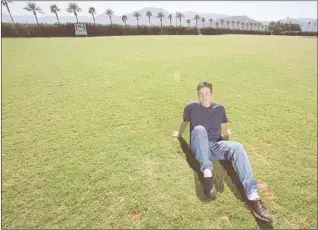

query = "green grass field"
[{"left": 2, "top": 35, "right": 317, "bottom": 229}]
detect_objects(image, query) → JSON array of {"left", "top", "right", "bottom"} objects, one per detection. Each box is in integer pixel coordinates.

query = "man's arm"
[
  {"left": 173, "top": 102, "right": 191, "bottom": 137},
  {"left": 221, "top": 106, "right": 231, "bottom": 140},
  {"left": 173, "top": 102, "right": 193, "bottom": 137},
  {"left": 177, "top": 121, "right": 189, "bottom": 137},
  {"left": 221, "top": 122, "right": 231, "bottom": 140}
]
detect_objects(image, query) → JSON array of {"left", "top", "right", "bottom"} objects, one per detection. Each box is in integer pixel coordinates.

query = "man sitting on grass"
[{"left": 172, "top": 81, "right": 273, "bottom": 223}]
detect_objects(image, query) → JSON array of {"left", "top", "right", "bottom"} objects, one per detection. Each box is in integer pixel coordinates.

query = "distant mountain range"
[{"left": 2, "top": 7, "right": 317, "bottom": 31}]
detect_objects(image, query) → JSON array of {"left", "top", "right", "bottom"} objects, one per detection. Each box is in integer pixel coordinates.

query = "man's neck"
[{"left": 201, "top": 102, "right": 212, "bottom": 108}]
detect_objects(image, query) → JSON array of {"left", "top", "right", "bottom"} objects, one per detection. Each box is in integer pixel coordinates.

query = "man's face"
[{"left": 198, "top": 87, "right": 212, "bottom": 107}]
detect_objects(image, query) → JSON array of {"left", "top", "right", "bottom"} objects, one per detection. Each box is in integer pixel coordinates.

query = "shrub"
[
  {"left": 200, "top": 28, "right": 271, "bottom": 35},
  {"left": 1, "top": 22, "right": 317, "bottom": 37}
]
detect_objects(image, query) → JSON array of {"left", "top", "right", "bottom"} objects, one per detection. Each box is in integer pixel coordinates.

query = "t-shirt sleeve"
[
  {"left": 183, "top": 103, "right": 192, "bottom": 122},
  {"left": 222, "top": 107, "right": 229, "bottom": 123}
]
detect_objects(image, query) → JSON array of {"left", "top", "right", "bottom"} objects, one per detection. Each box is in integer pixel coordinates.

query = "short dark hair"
[{"left": 197, "top": 81, "right": 212, "bottom": 93}]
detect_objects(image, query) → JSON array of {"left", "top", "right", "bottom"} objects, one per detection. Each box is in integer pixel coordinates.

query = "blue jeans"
[{"left": 190, "top": 125, "right": 258, "bottom": 197}]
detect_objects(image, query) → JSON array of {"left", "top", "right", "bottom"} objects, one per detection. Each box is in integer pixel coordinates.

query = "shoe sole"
[
  {"left": 211, "top": 189, "right": 217, "bottom": 198},
  {"left": 250, "top": 209, "right": 273, "bottom": 223},
  {"left": 205, "top": 189, "right": 217, "bottom": 199}
]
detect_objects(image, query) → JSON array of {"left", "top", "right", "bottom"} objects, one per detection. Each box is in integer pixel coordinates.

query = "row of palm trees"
[
  {"left": 1, "top": 1, "right": 266, "bottom": 31},
  {"left": 299, "top": 22, "right": 317, "bottom": 32},
  {"left": 2, "top": 1, "right": 317, "bottom": 32}
]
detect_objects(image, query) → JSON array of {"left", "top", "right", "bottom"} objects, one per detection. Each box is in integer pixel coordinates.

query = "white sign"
[{"left": 74, "top": 24, "right": 87, "bottom": 36}]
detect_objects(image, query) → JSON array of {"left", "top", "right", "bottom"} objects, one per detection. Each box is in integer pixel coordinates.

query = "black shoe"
[
  {"left": 247, "top": 199, "right": 273, "bottom": 223},
  {"left": 203, "top": 176, "right": 217, "bottom": 198}
]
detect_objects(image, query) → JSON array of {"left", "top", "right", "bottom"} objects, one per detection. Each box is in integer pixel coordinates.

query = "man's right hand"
[
  {"left": 172, "top": 131, "right": 180, "bottom": 138},
  {"left": 173, "top": 121, "right": 189, "bottom": 138}
]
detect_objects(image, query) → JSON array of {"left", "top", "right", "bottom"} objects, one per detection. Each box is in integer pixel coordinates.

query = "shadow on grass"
[{"left": 177, "top": 137, "right": 273, "bottom": 229}]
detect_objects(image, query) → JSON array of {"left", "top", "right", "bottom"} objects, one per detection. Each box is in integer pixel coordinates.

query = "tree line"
[{"left": 2, "top": 1, "right": 317, "bottom": 32}]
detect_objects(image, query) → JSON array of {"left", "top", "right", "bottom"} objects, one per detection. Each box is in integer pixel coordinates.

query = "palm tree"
[
  {"left": 175, "top": 12, "right": 178, "bottom": 27},
  {"left": 226, "top": 20, "right": 230, "bottom": 29},
  {"left": 209, "top": 18, "right": 213, "bottom": 28},
  {"left": 122, "top": 15, "right": 128, "bottom": 27},
  {"left": 250, "top": 22, "right": 254, "bottom": 31},
  {"left": 106, "top": 9, "right": 114, "bottom": 26},
  {"left": 167, "top": 14, "right": 173, "bottom": 27},
  {"left": 133, "top": 11, "right": 141, "bottom": 26},
  {"left": 2, "top": 0, "right": 15, "bottom": 26},
  {"left": 23, "top": 2, "right": 44, "bottom": 26},
  {"left": 307, "top": 22, "right": 311, "bottom": 31},
  {"left": 231, "top": 20, "right": 235, "bottom": 29},
  {"left": 50, "top": 4, "right": 60, "bottom": 23},
  {"left": 201, "top": 17, "right": 206, "bottom": 28},
  {"left": 236, "top": 21, "right": 240, "bottom": 30},
  {"left": 215, "top": 21, "right": 219, "bottom": 28},
  {"left": 194, "top": 14, "right": 200, "bottom": 28},
  {"left": 186, "top": 19, "right": 191, "bottom": 27},
  {"left": 176, "top": 12, "right": 184, "bottom": 27},
  {"left": 88, "top": 7, "right": 96, "bottom": 23},
  {"left": 261, "top": 25, "right": 264, "bottom": 31},
  {"left": 241, "top": 22, "right": 245, "bottom": 30},
  {"left": 157, "top": 12, "right": 164, "bottom": 28},
  {"left": 122, "top": 14, "right": 128, "bottom": 35},
  {"left": 66, "top": 2, "right": 81, "bottom": 23},
  {"left": 146, "top": 11, "right": 152, "bottom": 26},
  {"left": 220, "top": 19, "right": 224, "bottom": 28},
  {"left": 313, "top": 23, "right": 317, "bottom": 31}
]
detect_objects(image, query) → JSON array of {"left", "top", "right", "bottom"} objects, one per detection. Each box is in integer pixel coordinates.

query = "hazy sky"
[{"left": 3, "top": 1, "right": 317, "bottom": 21}]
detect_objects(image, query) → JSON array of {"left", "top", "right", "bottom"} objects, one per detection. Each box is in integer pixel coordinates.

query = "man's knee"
[
  {"left": 234, "top": 142, "right": 244, "bottom": 150},
  {"left": 232, "top": 142, "right": 246, "bottom": 155},
  {"left": 192, "top": 125, "right": 207, "bottom": 134}
]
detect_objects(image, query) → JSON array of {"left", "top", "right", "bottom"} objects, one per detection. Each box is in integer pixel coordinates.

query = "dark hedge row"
[
  {"left": 1, "top": 22, "right": 317, "bottom": 37},
  {"left": 2, "top": 22, "right": 197, "bottom": 37},
  {"left": 200, "top": 28, "right": 271, "bottom": 35}
]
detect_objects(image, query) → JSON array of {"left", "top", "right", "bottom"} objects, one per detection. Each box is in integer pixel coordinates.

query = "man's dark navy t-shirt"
[{"left": 183, "top": 101, "right": 229, "bottom": 141}]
